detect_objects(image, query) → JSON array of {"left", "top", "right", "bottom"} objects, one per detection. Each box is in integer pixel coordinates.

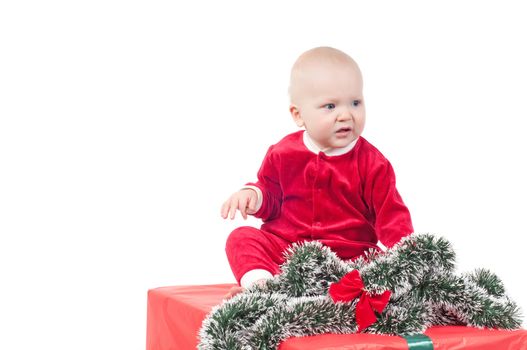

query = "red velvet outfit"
[{"left": 226, "top": 130, "right": 413, "bottom": 284}]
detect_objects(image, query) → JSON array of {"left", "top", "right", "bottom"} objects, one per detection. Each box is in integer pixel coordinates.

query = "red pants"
[{"left": 225, "top": 226, "right": 293, "bottom": 285}]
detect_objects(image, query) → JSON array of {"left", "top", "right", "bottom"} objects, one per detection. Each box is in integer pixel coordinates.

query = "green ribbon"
[{"left": 401, "top": 334, "right": 434, "bottom": 350}]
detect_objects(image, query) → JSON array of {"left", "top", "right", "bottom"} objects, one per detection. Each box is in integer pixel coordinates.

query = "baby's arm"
[
  {"left": 368, "top": 160, "right": 414, "bottom": 248},
  {"left": 221, "top": 145, "right": 282, "bottom": 221}
]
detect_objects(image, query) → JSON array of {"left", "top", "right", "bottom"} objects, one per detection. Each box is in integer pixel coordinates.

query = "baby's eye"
[
  {"left": 352, "top": 100, "right": 361, "bottom": 106},
  {"left": 324, "top": 103, "right": 336, "bottom": 110}
]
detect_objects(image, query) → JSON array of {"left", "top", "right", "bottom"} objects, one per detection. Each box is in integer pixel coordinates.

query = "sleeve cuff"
[{"left": 240, "top": 185, "right": 263, "bottom": 212}]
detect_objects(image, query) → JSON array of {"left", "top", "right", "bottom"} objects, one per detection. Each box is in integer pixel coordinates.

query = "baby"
[{"left": 221, "top": 46, "right": 413, "bottom": 298}]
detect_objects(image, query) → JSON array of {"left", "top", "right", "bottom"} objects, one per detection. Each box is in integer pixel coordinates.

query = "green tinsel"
[{"left": 199, "top": 233, "right": 522, "bottom": 349}]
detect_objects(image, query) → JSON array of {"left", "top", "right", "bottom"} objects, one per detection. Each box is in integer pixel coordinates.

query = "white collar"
[{"left": 302, "top": 130, "right": 358, "bottom": 156}]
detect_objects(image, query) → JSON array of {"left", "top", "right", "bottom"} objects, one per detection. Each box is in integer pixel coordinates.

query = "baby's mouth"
[{"left": 336, "top": 127, "right": 352, "bottom": 134}]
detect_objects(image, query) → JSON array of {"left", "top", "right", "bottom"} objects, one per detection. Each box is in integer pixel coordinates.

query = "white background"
[{"left": 1, "top": 1, "right": 526, "bottom": 349}]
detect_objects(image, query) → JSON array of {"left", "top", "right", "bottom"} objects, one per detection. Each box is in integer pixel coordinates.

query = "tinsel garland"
[{"left": 198, "top": 233, "right": 522, "bottom": 349}]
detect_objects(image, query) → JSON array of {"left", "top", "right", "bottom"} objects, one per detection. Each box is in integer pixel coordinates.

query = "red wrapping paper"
[{"left": 146, "top": 284, "right": 527, "bottom": 350}]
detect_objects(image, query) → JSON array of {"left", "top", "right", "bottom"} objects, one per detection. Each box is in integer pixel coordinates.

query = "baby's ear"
[{"left": 289, "top": 104, "right": 304, "bottom": 127}]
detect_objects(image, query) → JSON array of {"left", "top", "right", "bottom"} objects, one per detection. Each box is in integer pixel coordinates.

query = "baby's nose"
[{"left": 337, "top": 108, "right": 353, "bottom": 121}]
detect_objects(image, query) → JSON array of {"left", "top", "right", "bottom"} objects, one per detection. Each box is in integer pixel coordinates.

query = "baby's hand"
[{"left": 221, "top": 189, "right": 258, "bottom": 220}]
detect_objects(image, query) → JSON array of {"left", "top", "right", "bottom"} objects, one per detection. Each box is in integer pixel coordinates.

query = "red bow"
[{"left": 328, "top": 270, "right": 391, "bottom": 332}]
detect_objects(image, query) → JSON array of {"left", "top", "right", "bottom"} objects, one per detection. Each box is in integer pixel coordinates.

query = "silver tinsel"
[{"left": 199, "top": 233, "right": 522, "bottom": 350}]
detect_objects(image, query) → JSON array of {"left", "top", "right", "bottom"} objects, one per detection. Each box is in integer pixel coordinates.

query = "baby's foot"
[
  {"left": 223, "top": 279, "right": 268, "bottom": 299},
  {"left": 224, "top": 285, "right": 245, "bottom": 299}
]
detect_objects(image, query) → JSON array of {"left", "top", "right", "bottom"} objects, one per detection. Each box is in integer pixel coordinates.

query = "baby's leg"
[{"left": 225, "top": 226, "right": 290, "bottom": 286}]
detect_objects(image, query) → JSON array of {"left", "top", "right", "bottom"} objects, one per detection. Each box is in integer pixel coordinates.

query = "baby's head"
[{"left": 288, "top": 47, "right": 365, "bottom": 151}]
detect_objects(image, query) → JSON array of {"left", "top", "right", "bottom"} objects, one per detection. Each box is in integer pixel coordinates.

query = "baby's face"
[{"left": 290, "top": 62, "right": 365, "bottom": 150}]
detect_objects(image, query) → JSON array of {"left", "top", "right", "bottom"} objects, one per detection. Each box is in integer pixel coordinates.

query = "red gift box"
[{"left": 146, "top": 284, "right": 527, "bottom": 350}]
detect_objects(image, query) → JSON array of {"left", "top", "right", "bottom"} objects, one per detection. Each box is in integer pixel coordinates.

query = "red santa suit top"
[{"left": 246, "top": 130, "right": 413, "bottom": 260}]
